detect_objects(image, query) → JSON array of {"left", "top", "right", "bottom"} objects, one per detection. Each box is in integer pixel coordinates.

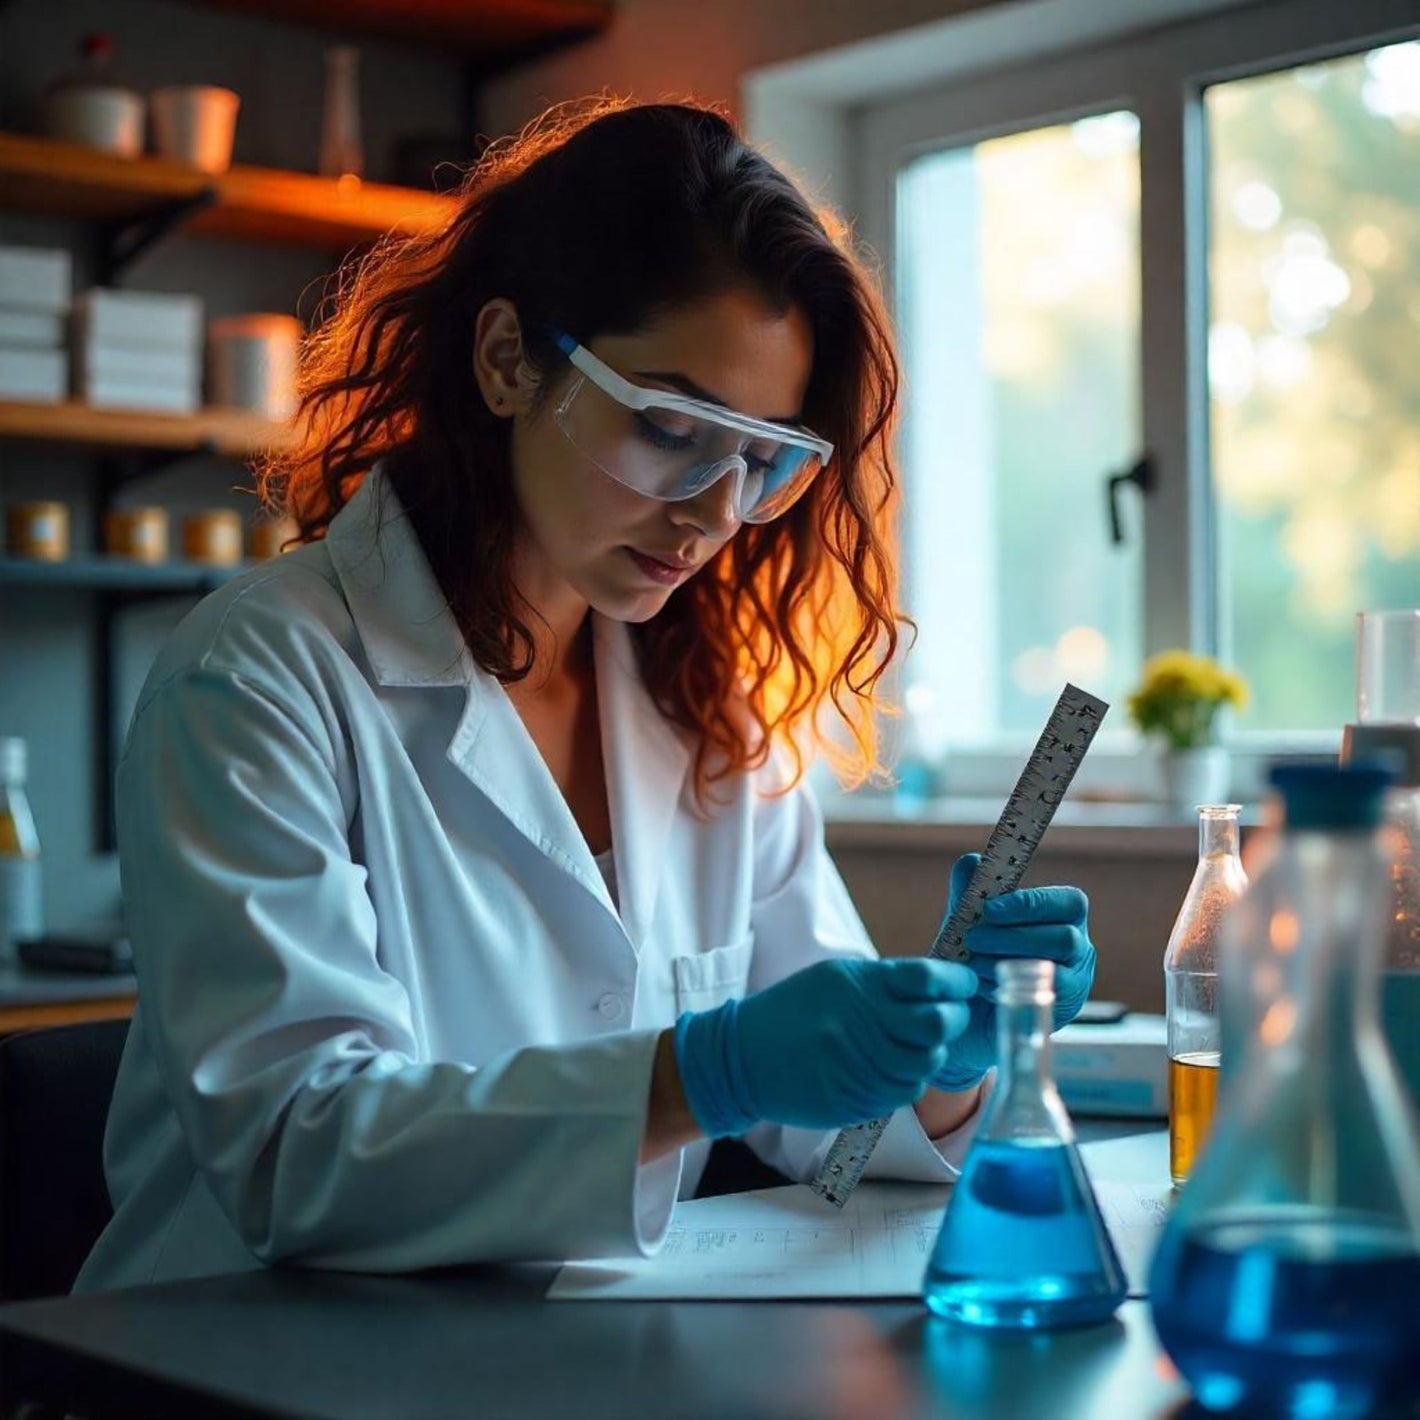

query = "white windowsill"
[{"left": 824, "top": 793, "right": 1262, "bottom": 858}]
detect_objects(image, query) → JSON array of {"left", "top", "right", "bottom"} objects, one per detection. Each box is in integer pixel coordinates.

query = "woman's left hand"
[{"left": 928, "top": 852, "right": 1097, "bottom": 1092}]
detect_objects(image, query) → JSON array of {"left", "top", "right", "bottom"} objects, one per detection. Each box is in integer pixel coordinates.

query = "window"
[
  {"left": 1207, "top": 44, "right": 1420, "bottom": 734},
  {"left": 851, "top": 0, "right": 1420, "bottom": 786},
  {"left": 896, "top": 113, "right": 1142, "bottom": 752}
]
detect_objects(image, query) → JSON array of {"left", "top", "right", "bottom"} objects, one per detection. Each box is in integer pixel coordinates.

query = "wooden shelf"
[
  {"left": 174, "top": 0, "right": 614, "bottom": 54},
  {"left": 0, "top": 132, "right": 460, "bottom": 250},
  {"left": 0, "top": 556, "right": 255, "bottom": 593},
  {"left": 0, "top": 398, "right": 295, "bottom": 458}
]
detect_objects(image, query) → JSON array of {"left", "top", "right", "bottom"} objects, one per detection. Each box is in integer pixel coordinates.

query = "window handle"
[{"left": 1106, "top": 453, "right": 1156, "bottom": 545}]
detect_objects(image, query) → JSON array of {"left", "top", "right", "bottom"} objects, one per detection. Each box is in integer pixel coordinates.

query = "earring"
[{"left": 495, "top": 395, "right": 505, "bottom": 407}]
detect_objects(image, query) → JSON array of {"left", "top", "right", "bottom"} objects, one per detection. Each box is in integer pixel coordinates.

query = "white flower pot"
[{"left": 1157, "top": 745, "right": 1230, "bottom": 809}]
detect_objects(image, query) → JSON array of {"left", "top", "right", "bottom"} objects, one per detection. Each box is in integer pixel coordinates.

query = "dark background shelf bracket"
[{"left": 98, "top": 188, "right": 220, "bottom": 286}]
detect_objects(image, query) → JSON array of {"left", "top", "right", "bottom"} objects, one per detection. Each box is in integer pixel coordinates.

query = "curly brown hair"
[{"left": 259, "top": 97, "right": 908, "bottom": 804}]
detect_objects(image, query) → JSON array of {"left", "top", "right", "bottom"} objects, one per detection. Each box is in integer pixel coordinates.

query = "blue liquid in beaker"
[
  {"left": 1150, "top": 1212, "right": 1420, "bottom": 1420},
  {"left": 923, "top": 1138, "right": 1126, "bottom": 1329}
]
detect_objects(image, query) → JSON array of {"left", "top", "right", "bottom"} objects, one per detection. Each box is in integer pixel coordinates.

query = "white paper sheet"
[{"left": 548, "top": 1180, "right": 1172, "bottom": 1302}]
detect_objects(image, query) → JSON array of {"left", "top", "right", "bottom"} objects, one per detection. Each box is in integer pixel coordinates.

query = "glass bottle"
[
  {"left": 923, "top": 958, "right": 1127, "bottom": 1328},
  {"left": 1340, "top": 607, "right": 1420, "bottom": 1105},
  {"left": 1150, "top": 762, "right": 1420, "bottom": 1420},
  {"left": 1163, "top": 804, "right": 1248, "bottom": 1186},
  {"left": 319, "top": 46, "right": 364, "bottom": 182},
  {"left": 0, "top": 738, "right": 43, "bottom": 958}
]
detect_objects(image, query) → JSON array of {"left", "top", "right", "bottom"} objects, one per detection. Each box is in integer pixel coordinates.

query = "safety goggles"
[{"left": 549, "top": 330, "right": 833, "bottom": 524}]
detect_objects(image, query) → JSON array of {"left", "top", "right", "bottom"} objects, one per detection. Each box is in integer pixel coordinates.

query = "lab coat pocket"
[{"left": 672, "top": 936, "right": 754, "bottom": 1012}]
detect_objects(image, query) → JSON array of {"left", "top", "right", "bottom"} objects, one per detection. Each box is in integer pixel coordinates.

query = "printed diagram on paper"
[{"left": 548, "top": 1180, "right": 1170, "bottom": 1301}]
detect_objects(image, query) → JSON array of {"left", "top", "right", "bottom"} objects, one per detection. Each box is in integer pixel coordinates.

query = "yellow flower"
[{"left": 1127, "top": 649, "right": 1250, "bottom": 748}]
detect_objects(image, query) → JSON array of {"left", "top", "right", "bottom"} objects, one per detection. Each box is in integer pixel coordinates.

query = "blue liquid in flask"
[
  {"left": 923, "top": 1137, "right": 1127, "bottom": 1329},
  {"left": 1150, "top": 1211, "right": 1420, "bottom": 1420}
]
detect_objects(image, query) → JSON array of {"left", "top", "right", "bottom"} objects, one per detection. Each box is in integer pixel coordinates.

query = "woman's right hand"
[{"left": 672, "top": 957, "right": 978, "bottom": 1137}]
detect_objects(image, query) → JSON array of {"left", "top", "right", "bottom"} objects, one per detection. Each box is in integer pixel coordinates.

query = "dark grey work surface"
[
  {"left": 0, "top": 1124, "right": 1193, "bottom": 1419},
  {"left": 0, "top": 1266, "right": 1190, "bottom": 1420}
]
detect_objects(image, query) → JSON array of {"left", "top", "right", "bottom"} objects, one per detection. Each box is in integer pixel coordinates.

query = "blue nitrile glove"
[
  {"left": 930, "top": 852, "right": 1097, "bottom": 1092},
  {"left": 673, "top": 957, "right": 979, "bottom": 1138}
]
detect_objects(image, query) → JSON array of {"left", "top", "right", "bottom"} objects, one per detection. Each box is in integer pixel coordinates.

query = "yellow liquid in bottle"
[
  {"left": 1168, "top": 1051, "right": 1220, "bottom": 1186},
  {"left": 0, "top": 811, "right": 20, "bottom": 857}
]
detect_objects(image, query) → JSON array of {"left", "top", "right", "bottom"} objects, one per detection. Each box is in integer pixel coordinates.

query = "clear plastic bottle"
[
  {"left": 923, "top": 958, "right": 1127, "bottom": 1328},
  {"left": 1150, "top": 762, "right": 1420, "bottom": 1419},
  {"left": 1378, "top": 779, "right": 1420, "bottom": 1104},
  {"left": 1163, "top": 804, "right": 1248, "bottom": 1187},
  {"left": 0, "top": 738, "right": 43, "bottom": 958},
  {"left": 1340, "top": 607, "right": 1420, "bottom": 1106}
]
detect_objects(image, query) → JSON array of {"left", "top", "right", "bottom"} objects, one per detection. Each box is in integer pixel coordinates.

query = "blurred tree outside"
[
  {"left": 898, "top": 40, "right": 1417, "bottom": 746},
  {"left": 1208, "top": 42, "right": 1420, "bottom": 732}
]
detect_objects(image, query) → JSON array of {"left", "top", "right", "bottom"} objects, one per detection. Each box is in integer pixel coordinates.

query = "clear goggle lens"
[{"left": 554, "top": 373, "right": 826, "bottom": 524}]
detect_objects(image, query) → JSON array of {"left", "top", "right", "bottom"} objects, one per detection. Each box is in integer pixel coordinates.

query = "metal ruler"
[{"left": 809, "top": 682, "right": 1110, "bottom": 1207}]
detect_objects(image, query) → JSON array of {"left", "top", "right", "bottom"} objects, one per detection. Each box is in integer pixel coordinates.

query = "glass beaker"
[
  {"left": 1150, "top": 762, "right": 1420, "bottom": 1419},
  {"left": 1354, "top": 608, "right": 1420, "bottom": 728},
  {"left": 923, "top": 958, "right": 1127, "bottom": 1329},
  {"left": 1164, "top": 804, "right": 1248, "bottom": 1186}
]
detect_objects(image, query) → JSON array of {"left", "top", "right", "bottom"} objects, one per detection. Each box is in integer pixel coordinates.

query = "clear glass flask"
[
  {"left": 1163, "top": 804, "right": 1248, "bottom": 1186},
  {"left": 923, "top": 958, "right": 1127, "bottom": 1328},
  {"left": 1150, "top": 762, "right": 1420, "bottom": 1419}
]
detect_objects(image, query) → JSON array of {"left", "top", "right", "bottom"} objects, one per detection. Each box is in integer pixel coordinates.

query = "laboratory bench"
[
  {"left": 0, "top": 1124, "right": 1204, "bottom": 1420},
  {"left": 0, "top": 962, "right": 134, "bottom": 1035}
]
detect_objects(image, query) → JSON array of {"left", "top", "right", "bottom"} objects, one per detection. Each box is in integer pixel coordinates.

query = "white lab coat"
[{"left": 75, "top": 469, "right": 985, "bottom": 1293}]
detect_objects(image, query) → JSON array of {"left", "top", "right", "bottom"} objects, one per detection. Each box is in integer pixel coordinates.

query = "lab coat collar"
[
  {"left": 325, "top": 468, "right": 473, "bottom": 688},
  {"left": 328, "top": 467, "right": 692, "bottom": 944},
  {"left": 446, "top": 614, "right": 691, "bottom": 943}
]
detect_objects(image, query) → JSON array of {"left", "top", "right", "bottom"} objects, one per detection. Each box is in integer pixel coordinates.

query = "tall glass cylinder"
[
  {"left": 318, "top": 46, "right": 363, "bottom": 181},
  {"left": 1163, "top": 804, "right": 1248, "bottom": 1186}
]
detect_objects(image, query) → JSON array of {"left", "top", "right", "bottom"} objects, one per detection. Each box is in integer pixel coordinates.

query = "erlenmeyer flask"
[
  {"left": 1149, "top": 762, "right": 1420, "bottom": 1419},
  {"left": 1164, "top": 804, "right": 1248, "bottom": 1186},
  {"left": 923, "top": 958, "right": 1127, "bottom": 1328}
]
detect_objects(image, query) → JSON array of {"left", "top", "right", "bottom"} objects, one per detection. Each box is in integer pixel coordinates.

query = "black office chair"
[{"left": 0, "top": 1018, "right": 128, "bottom": 1301}]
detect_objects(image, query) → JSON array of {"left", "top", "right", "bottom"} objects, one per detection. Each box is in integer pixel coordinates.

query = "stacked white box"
[
  {"left": 1052, "top": 1013, "right": 1169, "bottom": 1118},
  {"left": 73, "top": 289, "right": 204, "bottom": 414},
  {"left": 0, "top": 245, "right": 71, "bottom": 403}
]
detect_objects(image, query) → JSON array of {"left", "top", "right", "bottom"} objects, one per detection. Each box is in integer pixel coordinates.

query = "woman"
[{"left": 76, "top": 100, "right": 1095, "bottom": 1291}]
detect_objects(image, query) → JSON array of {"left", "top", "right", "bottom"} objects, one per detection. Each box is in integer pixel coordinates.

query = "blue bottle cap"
[{"left": 1267, "top": 759, "right": 1395, "bottom": 830}]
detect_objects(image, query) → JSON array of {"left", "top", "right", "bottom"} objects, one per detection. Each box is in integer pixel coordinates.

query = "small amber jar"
[
  {"left": 104, "top": 507, "right": 170, "bottom": 563},
  {"left": 182, "top": 510, "right": 243, "bottom": 567},
  {"left": 6, "top": 502, "right": 69, "bottom": 561}
]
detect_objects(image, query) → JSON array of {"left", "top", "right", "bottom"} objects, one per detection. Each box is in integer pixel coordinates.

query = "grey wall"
[
  {"left": 477, "top": 0, "right": 1017, "bottom": 133},
  {"left": 0, "top": 0, "right": 466, "bottom": 930}
]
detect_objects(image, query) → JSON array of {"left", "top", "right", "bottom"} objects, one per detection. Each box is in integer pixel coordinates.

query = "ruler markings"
[{"left": 808, "top": 683, "right": 1109, "bottom": 1207}]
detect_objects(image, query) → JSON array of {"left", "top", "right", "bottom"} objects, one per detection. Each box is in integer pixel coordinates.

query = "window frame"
[{"left": 845, "top": 0, "right": 1420, "bottom": 802}]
